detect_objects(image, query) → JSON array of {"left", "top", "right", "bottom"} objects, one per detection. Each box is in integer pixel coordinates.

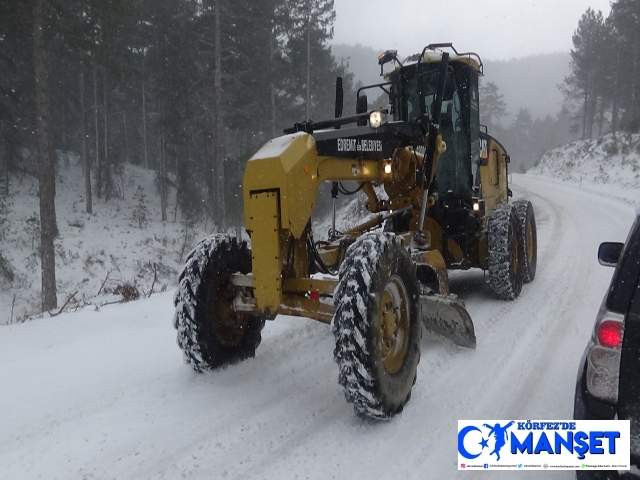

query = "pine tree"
[
  {"left": 34, "top": 0, "right": 58, "bottom": 311},
  {"left": 562, "top": 8, "right": 606, "bottom": 139},
  {"left": 609, "top": 0, "right": 640, "bottom": 132},
  {"left": 479, "top": 81, "right": 507, "bottom": 129},
  {"left": 132, "top": 185, "right": 148, "bottom": 229},
  {"left": 282, "top": 0, "right": 341, "bottom": 122},
  {"left": 510, "top": 108, "right": 534, "bottom": 168}
]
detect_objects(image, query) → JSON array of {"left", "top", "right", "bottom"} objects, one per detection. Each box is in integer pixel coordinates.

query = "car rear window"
[{"left": 607, "top": 218, "right": 640, "bottom": 314}]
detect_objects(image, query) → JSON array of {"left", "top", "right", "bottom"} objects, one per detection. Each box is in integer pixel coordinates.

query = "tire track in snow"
[
  {"left": 477, "top": 183, "right": 589, "bottom": 418},
  {"left": 498, "top": 175, "right": 635, "bottom": 417},
  {"left": 409, "top": 183, "right": 565, "bottom": 409},
  {"left": 392, "top": 183, "right": 575, "bottom": 474}
]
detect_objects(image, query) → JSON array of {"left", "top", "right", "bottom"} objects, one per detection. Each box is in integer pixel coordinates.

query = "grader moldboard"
[{"left": 173, "top": 44, "right": 538, "bottom": 420}]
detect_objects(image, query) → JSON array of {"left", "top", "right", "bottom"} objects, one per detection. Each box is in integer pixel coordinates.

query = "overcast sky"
[{"left": 332, "top": 0, "right": 612, "bottom": 60}]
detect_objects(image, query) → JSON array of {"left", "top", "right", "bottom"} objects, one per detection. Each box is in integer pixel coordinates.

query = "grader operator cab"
[{"left": 173, "top": 44, "right": 537, "bottom": 419}]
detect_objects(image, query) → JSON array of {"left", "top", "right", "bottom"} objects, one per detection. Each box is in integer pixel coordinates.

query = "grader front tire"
[
  {"left": 173, "top": 235, "right": 264, "bottom": 372},
  {"left": 332, "top": 233, "right": 422, "bottom": 419},
  {"left": 488, "top": 203, "right": 524, "bottom": 300}
]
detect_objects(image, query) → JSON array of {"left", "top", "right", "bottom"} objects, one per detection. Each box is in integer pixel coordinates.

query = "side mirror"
[
  {"left": 334, "top": 77, "right": 343, "bottom": 119},
  {"left": 598, "top": 242, "right": 624, "bottom": 267},
  {"left": 356, "top": 95, "right": 368, "bottom": 127}
]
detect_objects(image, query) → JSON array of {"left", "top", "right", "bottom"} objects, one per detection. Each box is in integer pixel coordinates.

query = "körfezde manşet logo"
[{"left": 457, "top": 420, "right": 630, "bottom": 471}]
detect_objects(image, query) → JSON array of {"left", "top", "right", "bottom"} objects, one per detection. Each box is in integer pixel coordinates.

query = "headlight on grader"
[
  {"left": 369, "top": 110, "right": 384, "bottom": 129},
  {"left": 472, "top": 199, "right": 485, "bottom": 216},
  {"left": 384, "top": 163, "right": 392, "bottom": 174}
]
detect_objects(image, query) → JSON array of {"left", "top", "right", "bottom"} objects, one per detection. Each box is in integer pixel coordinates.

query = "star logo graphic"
[{"left": 479, "top": 437, "right": 489, "bottom": 449}]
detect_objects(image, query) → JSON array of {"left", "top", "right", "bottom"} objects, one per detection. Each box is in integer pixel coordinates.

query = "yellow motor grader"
[{"left": 173, "top": 44, "right": 537, "bottom": 419}]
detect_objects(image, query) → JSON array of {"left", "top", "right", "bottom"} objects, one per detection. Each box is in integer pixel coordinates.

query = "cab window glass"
[
  {"left": 434, "top": 71, "right": 472, "bottom": 196},
  {"left": 395, "top": 68, "right": 439, "bottom": 122},
  {"left": 468, "top": 72, "right": 480, "bottom": 186}
]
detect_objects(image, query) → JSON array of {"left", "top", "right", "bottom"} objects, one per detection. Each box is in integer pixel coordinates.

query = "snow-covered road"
[{"left": 1, "top": 174, "right": 637, "bottom": 480}]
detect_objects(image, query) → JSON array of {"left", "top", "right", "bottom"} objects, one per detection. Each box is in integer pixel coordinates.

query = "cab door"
[
  {"left": 432, "top": 65, "right": 476, "bottom": 263},
  {"left": 478, "top": 134, "right": 509, "bottom": 215}
]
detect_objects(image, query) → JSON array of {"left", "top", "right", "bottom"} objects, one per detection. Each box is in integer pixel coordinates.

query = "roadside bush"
[
  {"left": 0, "top": 252, "right": 15, "bottom": 286},
  {"left": 132, "top": 186, "right": 148, "bottom": 229},
  {"left": 113, "top": 282, "right": 140, "bottom": 302}
]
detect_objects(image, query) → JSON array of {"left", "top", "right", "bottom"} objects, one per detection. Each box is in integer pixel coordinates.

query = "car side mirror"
[{"left": 598, "top": 242, "right": 624, "bottom": 267}]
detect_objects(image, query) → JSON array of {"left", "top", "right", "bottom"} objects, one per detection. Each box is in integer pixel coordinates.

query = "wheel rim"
[
  {"left": 209, "top": 280, "right": 248, "bottom": 346},
  {"left": 378, "top": 276, "right": 410, "bottom": 374},
  {"left": 526, "top": 220, "right": 534, "bottom": 263}
]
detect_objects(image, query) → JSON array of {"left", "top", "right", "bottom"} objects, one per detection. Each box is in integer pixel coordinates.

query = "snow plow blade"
[{"left": 419, "top": 294, "right": 476, "bottom": 349}]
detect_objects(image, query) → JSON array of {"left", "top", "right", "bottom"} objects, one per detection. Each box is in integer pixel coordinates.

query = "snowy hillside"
[
  {"left": 530, "top": 132, "right": 640, "bottom": 188},
  {"left": 0, "top": 157, "right": 382, "bottom": 324},
  {"left": 0, "top": 155, "right": 209, "bottom": 324},
  {"left": 313, "top": 193, "right": 381, "bottom": 240}
]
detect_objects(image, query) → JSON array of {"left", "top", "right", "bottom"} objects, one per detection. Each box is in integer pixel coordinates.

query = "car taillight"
[
  {"left": 597, "top": 320, "right": 623, "bottom": 349},
  {"left": 586, "top": 311, "right": 625, "bottom": 404}
]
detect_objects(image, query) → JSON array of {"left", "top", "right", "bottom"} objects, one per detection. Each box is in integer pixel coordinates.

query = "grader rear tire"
[
  {"left": 173, "top": 235, "right": 264, "bottom": 372},
  {"left": 332, "top": 233, "right": 421, "bottom": 419},
  {"left": 488, "top": 203, "right": 524, "bottom": 300},
  {"left": 513, "top": 200, "right": 537, "bottom": 283}
]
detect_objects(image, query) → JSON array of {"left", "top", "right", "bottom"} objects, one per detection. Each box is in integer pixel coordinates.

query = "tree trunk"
[
  {"left": 93, "top": 64, "right": 101, "bottom": 199},
  {"left": 269, "top": 27, "right": 276, "bottom": 139},
  {"left": 611, "top": 52, "right": 620, "bottom": 136},
  {"left": 142, "top": 80, "right": 148, "bottom": 169},
  {"left": 1, "top": 134, "right": 8, "bottom": 196},
  {"left": 4, "top": 135, "right": 17, "bottom": 195},
  {"left": 61, "top": 103, "right": 66, "bottom": 152},
  {"left": 160, "top": 130, "right": 167, "bottom": 222},
  {"left": 80, "top": 70, "right": 92, "bottom": 214},
  {"left": 33, "top": 0, "right": 58, "bottom": 311},
  {"left": 598, "top": 96, "right": 605, "bottom": 138},
  {"left": 633, "top": 55, "right": 640, "bottom": 129},
  {"left": 582, "top": 73, "right": 589, "bottom": 140},
  {"left": 103, "top": 68, "right": 110, "bottom": 201},
  {"left": 587, "top": 87, "right": 597, "bottom": 140},
  {"left": 306, "top": 14, "right": 311, "bottom": 120},
  {"left": 612, "top": 94, "right": 619, "bottom": 135},
  {"left": 163, "top": 138, "right": 168, "bottom": 222},
  {"left": 212, "top": 0, "right": 226, "bottom": 229},
  {"left": 173, "top": 152, "right": 179, "bottom": 224},
  {"left": 123, "top": 108, "right": 128, "bottom": 167}
]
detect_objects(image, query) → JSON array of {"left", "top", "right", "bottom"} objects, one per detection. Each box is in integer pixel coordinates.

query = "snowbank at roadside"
[{"left": 527, "top": 132, "right": 640, "bottom": 206}]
